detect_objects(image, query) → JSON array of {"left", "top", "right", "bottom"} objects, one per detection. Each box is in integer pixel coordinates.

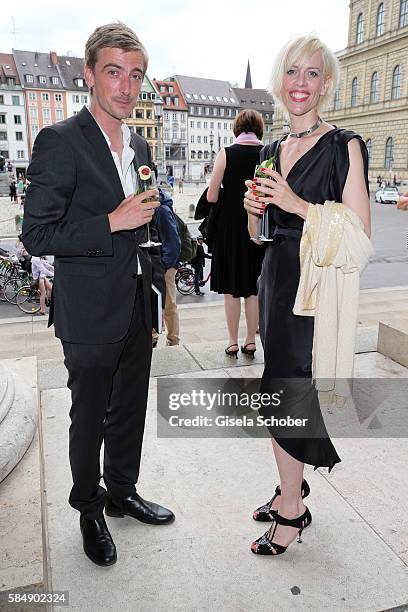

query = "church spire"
[{"left": 245, "top": 59, "right": 252, "bottom": 89}]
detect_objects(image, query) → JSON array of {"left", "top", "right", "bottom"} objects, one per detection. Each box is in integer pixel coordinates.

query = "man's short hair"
[{"left": 85, "top": 21, "right": 149, "bottom": 72}]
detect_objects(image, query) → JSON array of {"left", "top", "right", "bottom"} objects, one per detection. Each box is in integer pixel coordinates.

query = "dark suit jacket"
[{"left": 22, "top": 106, "right": 164, "bottom": 344}]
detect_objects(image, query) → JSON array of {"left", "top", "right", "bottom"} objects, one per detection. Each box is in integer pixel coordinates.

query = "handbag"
[{"left": 195, "top": 187, "right": 223, "bottom": 252}]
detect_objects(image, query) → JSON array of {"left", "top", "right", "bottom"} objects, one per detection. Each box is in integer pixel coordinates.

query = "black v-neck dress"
[{"left": 257, "top": 128, "right": 368, "bottom": 471}]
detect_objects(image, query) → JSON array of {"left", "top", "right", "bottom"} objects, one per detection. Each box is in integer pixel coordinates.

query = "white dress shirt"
[{"left": 90, "top": 114, "right": 142, "bottom": 274}]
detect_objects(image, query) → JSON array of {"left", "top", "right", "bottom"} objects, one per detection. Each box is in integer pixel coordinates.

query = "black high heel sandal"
[
  {"left": 251, "top": 507, "right": 312, "bottom": 556},
  {"left": 241, "top": 342, "right": 256, "bottom": 358},
  {"left": 225, "top": 344, "right": 239, "bottom": 359},
  {"left": 253, "top": 479, "right": 310, "bottom": 521}
]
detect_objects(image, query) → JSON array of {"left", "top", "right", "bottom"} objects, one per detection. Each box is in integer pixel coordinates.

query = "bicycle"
[
  {"left": 0, "top": 257, "right": 22, "bottom": 302},
  {"left": 16, "top": 282, "right": 42, "bottom": 314},
  {"left": 15, "top": 274, "right": 52, "bottom": 314},
  {"left": 175, "top": 264, "right": 211, "bottom": 296},
  {"left": 3, "top": 269, "right": 31, "bottom": 304}
]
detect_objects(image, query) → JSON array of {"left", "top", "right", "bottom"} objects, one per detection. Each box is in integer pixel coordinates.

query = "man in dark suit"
[{"left": 22, "top": 22, "right": 174, "bottom": 567}]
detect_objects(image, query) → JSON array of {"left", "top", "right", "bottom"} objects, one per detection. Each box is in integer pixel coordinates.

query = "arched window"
[
  {"left": 356, "top": 13, "right": 364, "bottom": 43},
  {"left": 385, "top": 137, "right": 393, "bottom": 170},
  {"left": 351, "top": 77, "right": 358, "bottom": 107},
  {"left": 391, "top": 65, "right": 401, "bottom": 99},
  {"left": 197, "top": 151, "right": 203, "bottom": 159},
  {"left": 334, "top": 87, "right": 341, "bottom": 110},
  {"left": 370, "top": 72, "right": 379, "bottom": 103},
  {"left": 191, "top": 150, "right": 196, "bottom": 159},
  {"left": 366, "top": 139, "right": 372, "bottom": 167},
  {"left": 400, "top": 0, "right": 408, "bottom": 27},
  {"left": 204, "top": 151, "right": 209, "bottom": 159},
  {"left": 376, "top": 3, "right": 385, "bottom": 36}
]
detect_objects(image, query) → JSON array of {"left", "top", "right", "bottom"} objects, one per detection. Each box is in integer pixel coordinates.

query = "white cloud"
[{"left": 0, "top": 0, "right": 349, "bottom": 87}]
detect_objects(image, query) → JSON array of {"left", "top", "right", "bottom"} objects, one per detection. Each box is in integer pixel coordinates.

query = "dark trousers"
[
  {"left": 192, "top": 264, "right": 203, "bottom": 294},
  {"left": 61, "top": 287, "right": 152, "bottom": 519}
]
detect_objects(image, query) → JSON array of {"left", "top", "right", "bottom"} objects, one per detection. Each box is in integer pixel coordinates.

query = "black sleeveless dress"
[
  {"left": 210, "top": 144, "right": 265, "bottom": 298},
  {"left": 258, "top": 128, "right": 369, "bottom": 471}
]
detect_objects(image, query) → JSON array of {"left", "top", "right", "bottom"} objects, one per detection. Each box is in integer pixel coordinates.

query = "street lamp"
[
  {"left": 209, "top": 130, "right": 214, "bottom": 172},
  {"left": 153, "top": 96, "right": 166, "bottom": 182}
]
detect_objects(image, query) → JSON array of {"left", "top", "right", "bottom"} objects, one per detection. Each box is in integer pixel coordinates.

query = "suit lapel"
[{"left": 77, "top": 107, "right": 124, "bottom": 204}]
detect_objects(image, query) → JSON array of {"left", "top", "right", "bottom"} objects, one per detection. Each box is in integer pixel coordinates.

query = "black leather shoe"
[
  {"left": 105, "top": 492, "right": 175, "bottom": 525},
  {"left": 80, "top": 515, "right": 117, "bottom": 566}
]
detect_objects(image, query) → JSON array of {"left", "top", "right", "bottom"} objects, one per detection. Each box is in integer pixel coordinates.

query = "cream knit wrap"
[{"left": 293, "top": 201, "right": 374, "bottom": 390}]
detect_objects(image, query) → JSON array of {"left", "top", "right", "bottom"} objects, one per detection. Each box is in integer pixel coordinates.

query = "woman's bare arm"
[
  {"left": 207, "top": 149, "right": 226, "bottom": 203},
  {"left": 342, "top": 139, "right": 371, "bottom": 237}
]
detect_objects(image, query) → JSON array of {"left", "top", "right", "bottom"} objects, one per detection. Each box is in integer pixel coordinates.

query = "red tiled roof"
[
  {"left": 0, "top": 53, "right": 20, "bottom": 84},
  {"left": 152, "top": 79, "right": 188, "bottom": 110}
]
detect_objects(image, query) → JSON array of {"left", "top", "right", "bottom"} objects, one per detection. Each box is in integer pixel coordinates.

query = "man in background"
[{"left": 153, "top": 188, "right": 181, "bottom": 346}]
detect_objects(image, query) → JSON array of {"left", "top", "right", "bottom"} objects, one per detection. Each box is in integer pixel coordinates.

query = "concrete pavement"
[{"left": 1, "top": 286, "right": 408, "bottom": 610}]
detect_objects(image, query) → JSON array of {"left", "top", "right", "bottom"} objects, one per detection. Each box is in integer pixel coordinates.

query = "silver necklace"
[{"left": 289, "top": 117, "right": 322, "bottom": 138}]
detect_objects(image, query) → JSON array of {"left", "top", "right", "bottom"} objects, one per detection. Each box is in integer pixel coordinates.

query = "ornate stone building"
[
  {"left": 125, "top": 74, "right": 159, "bottom": 160},
  {"left": 272, "top": 0, "right": 408, "bottom": 181}
]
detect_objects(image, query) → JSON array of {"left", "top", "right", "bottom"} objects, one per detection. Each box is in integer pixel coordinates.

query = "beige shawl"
[{"left": 293, "top": 201, "right": 374, "bottom": 390}]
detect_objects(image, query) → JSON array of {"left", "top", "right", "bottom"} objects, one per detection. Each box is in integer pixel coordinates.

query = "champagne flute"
[
  {"left": 250, "top": 160, "right": 275, "bottom": 242},
  {"left": 137, "top": 166, "right": 162, "bottom": 248}
]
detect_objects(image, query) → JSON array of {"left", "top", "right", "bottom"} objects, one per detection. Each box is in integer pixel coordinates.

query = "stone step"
[
  {"left": 0, "top": 363, "right": 14, "bottom": 425},
  {"left": 0, "top": 358, "right": 38, "bottom": 482},
  {"left": 378, "top": 319, "right": 408, "bottom": 368},
  {"left": 0, "top": 357, "right": 43, "bottom": 595}
]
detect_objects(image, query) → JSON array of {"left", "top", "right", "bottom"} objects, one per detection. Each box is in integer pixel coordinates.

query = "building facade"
[
  {"left": 57, "top": 55, "right": 89, "bottom": 117},
  {"left": 232, "top": 87, "right": 274, "bottom": 145},
  {"left": 153, "top": 78, "right": 188, "bottom": 179},
  {"left": 170, "top": 75, "right": 241, "bottom": 180},
  {"left": 272, "top": 0, "right": 408, "bottom": 180},
  {"left": 13, "top": 50, "right": 68, "bottom": 153},
  {"left": 125, "top": 74, "right": 159, "bottom": 161},
  {"left": 0, "top": 53, "right": 29, "bottom": 176}
]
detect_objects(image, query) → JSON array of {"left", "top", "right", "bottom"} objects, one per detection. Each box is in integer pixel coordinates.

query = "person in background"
[
  {"left": 397, "top": 191, "right": 408, "bottom": 211},
  {"left": 15, "top": 234, "right": 31, "bottom": 272},
  {"left": 153, "top": 188, "right": 181, "bottom": 346},
  {"left": 167, "top": 174, "right": 175, "bottom": 190},
  {"left": 15, "top": 195, "right": 25, "bottom": 233},
  {"left": 178, "top": 178, "right": 184, "bottom": 193},
  {"left": 190, "top": 236, "right": 211, "bottom": 296},
  {"left": 31, "top": 256, "right": 54, "bottom": 315},
  {"left": 206, "top": 109, "right": 265, "bottom": 359},
  {"left": 9, "top": 179, "right": 17, "bottom": 203}
]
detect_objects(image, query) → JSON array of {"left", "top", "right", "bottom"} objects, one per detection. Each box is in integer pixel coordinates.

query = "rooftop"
[
  {"left": 13, "top": 50, "right": 65, "bottom": 90},
  {"left": 56, "top": 55, "right": 87, "bottom": 91},
  {"left": 169, "top": 75, "right": 240, "bottom": 106},
  {"left": 233, "top": 87, "right": 274, "bottom": 114},
  {"left": 0, "top": 53, "right": 20, "bottom": 86}
]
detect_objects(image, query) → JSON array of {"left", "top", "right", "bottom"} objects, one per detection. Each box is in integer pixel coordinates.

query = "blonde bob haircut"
[{"left": 268, "top": 34, "right": 339, "bottom": 113}]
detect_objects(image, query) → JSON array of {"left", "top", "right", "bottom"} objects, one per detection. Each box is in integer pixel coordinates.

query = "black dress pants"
[{"left": 61, "top": 287, "right": 152, "bottom": 519}]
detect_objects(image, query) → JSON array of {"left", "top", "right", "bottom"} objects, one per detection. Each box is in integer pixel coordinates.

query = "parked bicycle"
[
  {"left": 16, "top": 280, "right": 52, "bottom": 314},
  {"left": 0, "top": 256, "right": 24, "bottom": 302},
  {"left": 175, "top": 264, "right": 211, "bottom": 296}
]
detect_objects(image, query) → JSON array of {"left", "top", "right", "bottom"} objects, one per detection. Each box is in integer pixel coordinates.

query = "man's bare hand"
[{"left": 108, "top": 189, "right": 160, "bottom": 233}]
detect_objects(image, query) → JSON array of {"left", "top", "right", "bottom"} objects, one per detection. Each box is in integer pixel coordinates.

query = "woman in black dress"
[
  {"left": 207, "top": 110, "right": 265, "bottom": 358},
  {"left": 244, "top": 35, "right": 371, "bottom": 556}
]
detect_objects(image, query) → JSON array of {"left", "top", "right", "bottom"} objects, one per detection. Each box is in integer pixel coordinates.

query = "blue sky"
[{"left": 0, "top": 0, "right": 349, "bottom": 88}]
